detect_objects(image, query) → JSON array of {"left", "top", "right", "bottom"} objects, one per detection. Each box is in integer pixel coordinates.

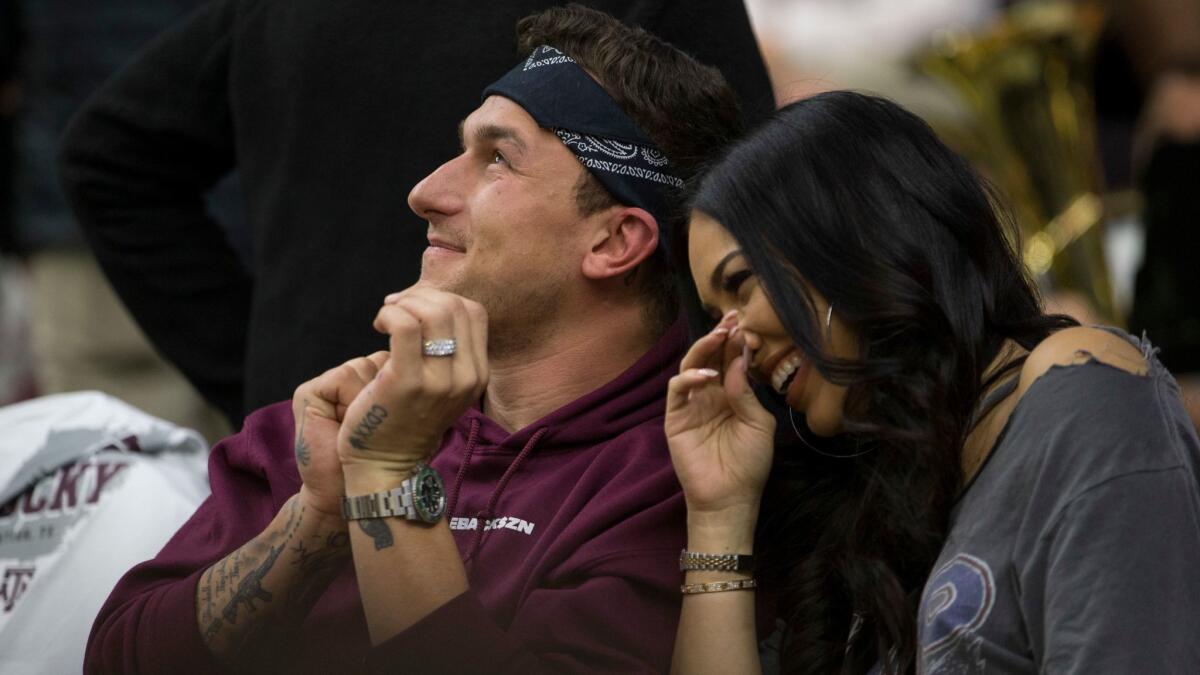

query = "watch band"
[
  {"left": 341, "top": 481, "right": 422, "bottom": 520},
  {"left": 679, "top": 549, "right": 755, "bottom": 572},
  {"left": 341, "top": 463, "right": 446, "bottom": 524}
]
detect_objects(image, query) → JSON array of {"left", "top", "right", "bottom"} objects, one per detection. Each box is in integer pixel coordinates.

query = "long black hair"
[{"left": 676, "top": 91, "right": 1076, "bottom": 673}]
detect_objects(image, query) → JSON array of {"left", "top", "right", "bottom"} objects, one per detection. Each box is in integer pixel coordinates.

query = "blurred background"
[
  {"left": 0, "top": 0, "right": 240, "bottom": 443},
  {"left": 0, "top": 0, "right": 1197, "bottom": 432},
  {"left": 745, "top": 0, "right": 1200, "bottom": 427}
]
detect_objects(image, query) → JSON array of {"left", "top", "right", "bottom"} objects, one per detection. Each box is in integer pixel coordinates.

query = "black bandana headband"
[{"left": 482, "top": 46, "right": 684, "bottom": 248}]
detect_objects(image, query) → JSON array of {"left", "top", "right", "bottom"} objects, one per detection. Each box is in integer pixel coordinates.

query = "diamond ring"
[{"left": 422, "top": 339, "right": 457, "bottom": 357}]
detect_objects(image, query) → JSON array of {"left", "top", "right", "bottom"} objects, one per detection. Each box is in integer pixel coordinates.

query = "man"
[
  {"left": 58, "top": 0, "right": 773, "bottom": 428},
  {"left": 85, "top": 7, "right": 744, "bottom": 673}
]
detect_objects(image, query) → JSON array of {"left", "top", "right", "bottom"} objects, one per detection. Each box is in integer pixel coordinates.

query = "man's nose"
[{"left": 408, "top": 155, "right": 466, "bottom": 221}]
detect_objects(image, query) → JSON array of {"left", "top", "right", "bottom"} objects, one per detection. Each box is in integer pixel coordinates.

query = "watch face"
[{"left": 412, "top": 466, "right": 446, "bottom": 522}]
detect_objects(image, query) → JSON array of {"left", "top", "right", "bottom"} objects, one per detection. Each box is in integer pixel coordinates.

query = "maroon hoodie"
[{"left": 85, "top": 322, "right": 688, "bottom": 674}]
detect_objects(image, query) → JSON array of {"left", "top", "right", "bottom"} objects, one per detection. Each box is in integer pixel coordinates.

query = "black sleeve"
[
  {"left": 0, "top": 0, "right": 20, "bottom": 81},
  {"left": 646, "top": 0, "right": 776, "bottom": 126},
  {"left": 58, "top": 0, "right": 248, "bottom": 425},
  {"left": 0, "top": 0, "right": 21, "bottom": 256}
]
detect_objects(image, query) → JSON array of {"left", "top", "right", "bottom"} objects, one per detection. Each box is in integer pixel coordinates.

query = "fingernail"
[
  {"left": 710, "top": 326, "right": 729, "bottom": 336},
  {"left": 730, "top": 325, "right": 741, "bottom": 338},
  {"left": 723, "top": 309, "right": 738, "bottom": 321},
  {"left": 697, "top": 368, "right": 719, "bottom": 377},
  {"left": 384, "top": 292, "right": 402, "bottom": 303}
]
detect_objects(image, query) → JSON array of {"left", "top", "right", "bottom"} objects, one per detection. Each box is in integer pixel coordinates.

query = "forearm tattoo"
[
  {"left": 356, "top": 518, "right": 395, "bottom": 551},
  {"left": 197, "top": 498, "right": 350, "bottom": 663}
]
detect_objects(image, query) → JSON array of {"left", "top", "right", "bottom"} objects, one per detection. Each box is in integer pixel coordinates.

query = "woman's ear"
[{"left": 580, "top": 207, "right": 659, "bottom": 280}]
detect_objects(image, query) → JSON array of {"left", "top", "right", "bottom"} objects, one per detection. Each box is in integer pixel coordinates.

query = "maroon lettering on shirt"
[
  {"left": 49, "top": 462, "right": 88, "bottom": 511},
  {"left": 87, "top": 462, "right": 128, "bottom": 504},
  {"left": 0, "top": 567, "right": 35, "bottom": 613},
  {"left": 19, "top": 486, "right": 46, "bottom": 514}
]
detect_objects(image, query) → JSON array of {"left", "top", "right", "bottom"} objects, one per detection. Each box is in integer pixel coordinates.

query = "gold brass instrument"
[{"left": 916, "top": 0, "right": 1118, "bottom": 322}]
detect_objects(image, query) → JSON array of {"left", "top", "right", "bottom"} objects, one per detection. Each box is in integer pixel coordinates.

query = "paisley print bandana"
[{"left": 482, "top": 45, "right": 684, "bottom": 250}]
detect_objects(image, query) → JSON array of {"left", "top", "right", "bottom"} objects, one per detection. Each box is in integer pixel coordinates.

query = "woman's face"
[{"left": 687, "top": 211, "right": 856, "bottom": 436}]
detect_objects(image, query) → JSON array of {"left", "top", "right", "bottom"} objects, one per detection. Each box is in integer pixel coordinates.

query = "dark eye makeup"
[{"left": 722, "top": 269, "right": 753, "bottom": 297}]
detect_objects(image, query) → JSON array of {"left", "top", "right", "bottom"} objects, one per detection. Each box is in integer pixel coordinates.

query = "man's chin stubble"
[{"left": 414, "top": 269, "right": 566, "bottom": 360}]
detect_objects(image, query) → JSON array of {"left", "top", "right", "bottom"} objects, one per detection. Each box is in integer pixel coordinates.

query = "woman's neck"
[{"left": 960, "top": 340, "right": 1027, "bottom": 483}]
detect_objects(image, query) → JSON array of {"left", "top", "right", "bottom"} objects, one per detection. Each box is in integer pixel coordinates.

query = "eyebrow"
[
  {"left": 458, "top": 120, "right": 528, "bottom": 156},
  {"left": 709, "top": 249, "right": 745, "bottom": 292}
]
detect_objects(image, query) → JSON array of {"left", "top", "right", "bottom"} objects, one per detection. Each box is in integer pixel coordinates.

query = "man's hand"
[
  {"left": 291, "top": 352, "right": 390, "bottom": 518},
  {"left": 338, "top": 287, "right": 489, "bottom": 487}
]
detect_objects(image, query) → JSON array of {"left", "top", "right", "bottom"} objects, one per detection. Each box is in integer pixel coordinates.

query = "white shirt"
[{"left": 0, "top": 391, "right": 209, "bottom": 674}]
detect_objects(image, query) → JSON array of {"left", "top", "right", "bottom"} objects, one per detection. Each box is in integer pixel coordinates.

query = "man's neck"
[{"left": 482, "top": 303, "right": 659, "bottom": 432}]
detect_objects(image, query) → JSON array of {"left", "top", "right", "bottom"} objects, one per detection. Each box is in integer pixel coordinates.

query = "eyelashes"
[
  {"left": 722, "top": 269, "right": 753, "bottom": 296},
  {"left": 703, "top": 268, "right": 755, "bottom": 320}
]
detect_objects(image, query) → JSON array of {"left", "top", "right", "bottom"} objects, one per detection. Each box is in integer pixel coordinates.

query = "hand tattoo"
[
  {"left": 348, "top": 405, "right": 388, "bottom": 450},
  {"left": 295, "top": 402, "right": 311, "bottom": 467}
]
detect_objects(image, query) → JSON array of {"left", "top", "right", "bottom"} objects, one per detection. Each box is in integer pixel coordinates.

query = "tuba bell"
[{"left": 916, "top": 0, "right": 1119, "bottom": 323}]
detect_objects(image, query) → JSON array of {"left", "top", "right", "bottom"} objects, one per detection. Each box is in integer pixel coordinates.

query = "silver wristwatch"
[{"left": 341, "top": 463, "right": 446, "bottom": 524}]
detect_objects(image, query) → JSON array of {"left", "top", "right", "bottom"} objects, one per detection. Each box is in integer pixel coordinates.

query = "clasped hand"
[{"left": 291, "top": 286, "right": 489, "bottom": 516}]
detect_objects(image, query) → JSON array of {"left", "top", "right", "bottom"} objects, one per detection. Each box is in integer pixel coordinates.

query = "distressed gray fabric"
[{"left": 918, "top": 334, "right": 1200, "bottom": 674}]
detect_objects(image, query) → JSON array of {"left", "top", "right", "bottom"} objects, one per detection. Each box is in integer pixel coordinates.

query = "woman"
[{"left": 665, "top": 91, "right": 1200, "bottom": 674}]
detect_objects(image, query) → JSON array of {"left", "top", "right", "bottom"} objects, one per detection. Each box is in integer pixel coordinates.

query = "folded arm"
[{"left": 57, "top": 0, "right": 249, "bottom": 422}]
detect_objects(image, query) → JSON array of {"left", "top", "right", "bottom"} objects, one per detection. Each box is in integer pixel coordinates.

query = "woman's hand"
[
  {"left": 291, "top": 352, "right": 390, "bottom": 519},
  {"left": 665, "top": 316, "right": 777, "bottom": 538}
]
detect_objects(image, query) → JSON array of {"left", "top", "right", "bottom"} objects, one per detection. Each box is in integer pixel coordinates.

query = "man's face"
[{"left": 407, "top": 96, "right": 595, "bottom": 344}]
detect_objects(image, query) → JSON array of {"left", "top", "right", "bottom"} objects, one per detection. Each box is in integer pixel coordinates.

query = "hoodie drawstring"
[
  {"left": 463, "top": 426, "right": 548, "bottom": 564},
  {"left": 446, "top": 418, "right": 480, "bottom": 518}
]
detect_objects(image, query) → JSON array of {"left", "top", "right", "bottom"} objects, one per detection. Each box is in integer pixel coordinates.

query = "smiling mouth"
[
  {"left": 769, "top": 351, "right": 804, "bottom": 394},
  {"left": 427, "top": 239, "right": 466, "bottom": 253}
]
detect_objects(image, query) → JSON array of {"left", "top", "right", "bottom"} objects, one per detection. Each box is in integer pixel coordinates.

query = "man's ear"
[{"left": 580, "top": 207, "right": 659, "bottom": 281}]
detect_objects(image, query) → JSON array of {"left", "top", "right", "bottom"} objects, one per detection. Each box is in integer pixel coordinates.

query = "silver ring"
[{"left": 422, "top": 338, "right": 457, "bottom": 357}]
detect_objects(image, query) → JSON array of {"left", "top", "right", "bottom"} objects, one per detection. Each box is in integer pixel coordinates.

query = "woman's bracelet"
[
  {"left": 679, "top": 549, "right": 755, "bottom": 572},
  {"left": 680, "top": 578, "right": 757, "bottom": 594}
]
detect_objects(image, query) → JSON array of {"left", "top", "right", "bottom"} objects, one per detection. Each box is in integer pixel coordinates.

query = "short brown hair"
[{"left": 515, "top": 5, "right": 744, "bottom": 332}]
